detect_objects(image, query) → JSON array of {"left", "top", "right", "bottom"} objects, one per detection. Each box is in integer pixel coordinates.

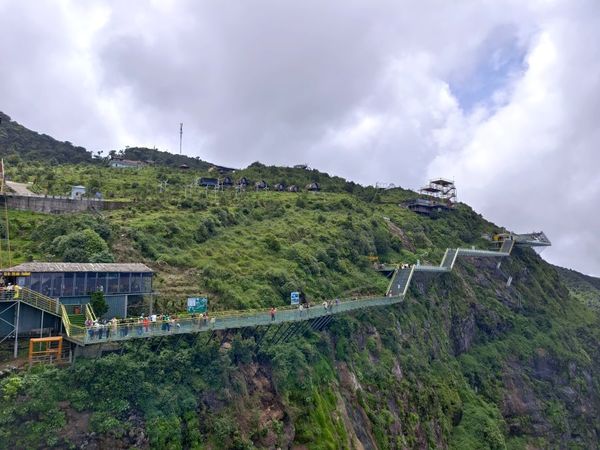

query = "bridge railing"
[
  {"left": 79, "top": 294, "right": 405, "bottom": 344},
  {"left": 60, "top": 304, "right": 85, "bottom": 343},
  {"left": 85, "top": 303, "right": 97, "bottom": 322},
  {"left": 0, "top": 287, "right": 61, "bottom": 315}
]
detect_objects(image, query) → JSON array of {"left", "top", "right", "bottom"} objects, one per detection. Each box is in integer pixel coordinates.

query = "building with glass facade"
[{"left": 2, "top": 262, "right": 153, "bottom": 318}]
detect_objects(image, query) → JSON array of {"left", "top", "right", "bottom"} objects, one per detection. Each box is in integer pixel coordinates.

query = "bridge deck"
[{"left": 70, "top": 295, "right": 404, "bottom": 345}]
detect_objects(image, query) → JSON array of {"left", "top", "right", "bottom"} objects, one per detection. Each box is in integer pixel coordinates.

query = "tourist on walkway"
[
  {"left": 85, "top": 319, "right": 94, "bottom": 340},
  {"left": 270, "top": 307, "right": 276, "bottom": 321},
  {"left": 298, "top": 304, "right": 304, "bottom": 316},
  {"left": 111, "top": 317, "right": 118, "bottom": 337}
]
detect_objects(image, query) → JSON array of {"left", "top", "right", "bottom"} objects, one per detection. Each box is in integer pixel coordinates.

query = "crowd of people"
[
  {"left": 83, "top": 312, "right": 216, "bottom": 340},
  {"left": 83, "top": 298, "right": 344, "bottom": 341}
]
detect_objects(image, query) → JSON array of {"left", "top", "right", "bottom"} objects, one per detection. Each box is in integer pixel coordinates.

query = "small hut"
[
  {"left": 237, "top": 177, "right": 250, "bottom": 188},
  {"left": 306, "top": 182, "right": 320, "bottom": 192},
  {"left": 199, "top": 177, "right": 219, "bottom": 188},
  {"left": 273, "top": 183, "right": 286, "bottom": 191},
  {"left": 287, "top": 185, "right": 299, "bottom": 192},
  {"left": 220, "top": 176, "right": 234, "bottom": 188},
  {"left": 255, "top": 180, "right": 268, "bottom": 191},
  {"left": 179, "top": 164, "right": 190, "bottom": 170}
]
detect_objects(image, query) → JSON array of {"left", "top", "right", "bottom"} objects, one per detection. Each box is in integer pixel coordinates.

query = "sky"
[{"left": 0, "top": 0, "right": 599, "bottom": 276}]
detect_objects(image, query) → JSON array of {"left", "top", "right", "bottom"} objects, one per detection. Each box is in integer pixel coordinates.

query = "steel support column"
[
  {"left": 13, "top": 300, "right": 21, "bottom": 358},
  {"left": 266, "top": 322, "right": 288, "bottom": 345},
  {"left": 255, "top": 324, "right": 271, "bottom": 347},
  {"left": 274, "top": 322, "right": 299, "bottom": 345}
]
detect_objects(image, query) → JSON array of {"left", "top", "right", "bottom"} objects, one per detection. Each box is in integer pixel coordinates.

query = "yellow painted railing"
[
  {"left": 85, "top": 303, "right": 97, "bottom": 322},
  {"left": 60, "top": 304, "right": 72, "bottom": 336},
  {"left": 16, "top": 287, "right": 60, "bottom": 315}
]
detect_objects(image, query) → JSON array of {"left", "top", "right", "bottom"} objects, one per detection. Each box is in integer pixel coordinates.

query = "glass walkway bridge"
[{"left": 1, "top": 231, "right": 550, "bottom": 349}]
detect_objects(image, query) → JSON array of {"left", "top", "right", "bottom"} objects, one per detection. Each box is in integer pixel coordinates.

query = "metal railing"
[
  {"left": 60, "top": 304, "right": 86, "bottom": 344},
  {"left": 60, "top": 305, "right": 72, "bottom": 336},
  {"left": 85, "top": 303, "right": 97, "bottom": 322},
  {"left": 0, "top": 287, "right": 61, "bottom": 315},
  {"left": 80, "top": 294, "right": 406, "bottom": 344}
]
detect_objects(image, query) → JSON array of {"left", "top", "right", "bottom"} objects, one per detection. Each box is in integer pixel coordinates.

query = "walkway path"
[{"left": 5, "top": 181, "right": 38, "bottom": 196}]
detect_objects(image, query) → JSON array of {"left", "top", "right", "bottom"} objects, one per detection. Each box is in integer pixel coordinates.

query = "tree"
[
  {"left": 52, "top": 228, "right": 112, "bottom": 262},
  {"left": 90, "top": 291, "right": 108, "bottom": 317}
]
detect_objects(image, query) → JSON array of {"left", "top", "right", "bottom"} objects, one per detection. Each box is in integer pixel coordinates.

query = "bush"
[
  {"left": 90, "top": 291, "right": 109, "bottom": 317},
  {"left": 52, "top": 228, "right": 112, "bottom": 262}
]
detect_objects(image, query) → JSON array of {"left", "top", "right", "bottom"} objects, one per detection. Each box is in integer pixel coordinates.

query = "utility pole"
[{"left": 179, "top": 123, "right": 183, "bottom": 155}]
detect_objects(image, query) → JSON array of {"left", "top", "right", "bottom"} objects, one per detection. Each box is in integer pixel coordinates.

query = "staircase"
[
  {"left": 440, "top": 248, "right": 458, "bottom": 270},
  {"left": 68, "top": 314, "right": 86, "bottom": 328},
  {"left": 499, "top": 239, "right": 515, "bottom": 254},
  {"left": 388, "top": 267, "right": 414, "bottom": 297},
  {"left": 0, "top": 287, "right": 87, "bottom": 344},
  {"left": 7, "top": 287, "right": 62, "bottom": 315}
]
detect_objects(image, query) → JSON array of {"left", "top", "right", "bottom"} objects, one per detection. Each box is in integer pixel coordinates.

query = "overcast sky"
[{"left": 1, "top": 0, "right": 599, "bottom": 276}]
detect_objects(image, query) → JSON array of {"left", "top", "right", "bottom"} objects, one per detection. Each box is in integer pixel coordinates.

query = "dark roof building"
[
  {"left": 255, "top": 180, "right": 268, "bottom": 190},
  {"left": 199, "top": 177, "right": 219, "bottom": 188},
  {"left": 220, "top": 176, "right": 234, "bottom": 187},
  {"left": 2, "top": 262, "right": 154, "bottom": 319}
]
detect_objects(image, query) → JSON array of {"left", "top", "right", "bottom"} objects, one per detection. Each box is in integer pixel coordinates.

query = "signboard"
[
  {"left": 290, "top": 291, "right": 300, "bottom": 305},
  {"left": 0, "top": 271, "right": 31, "bottom": 277},
  {"left": 187, "top": 297, "right": 208, "bottom": 313}
]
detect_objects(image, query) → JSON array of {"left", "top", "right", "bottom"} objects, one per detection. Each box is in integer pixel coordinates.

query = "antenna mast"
[{"left": 179, "top": 123, "right": 183, "bottom": 155}]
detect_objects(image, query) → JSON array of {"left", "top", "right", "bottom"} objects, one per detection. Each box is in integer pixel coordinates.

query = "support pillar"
[{"left": 13, "top": 300, "right": 20, "bottom": 359}]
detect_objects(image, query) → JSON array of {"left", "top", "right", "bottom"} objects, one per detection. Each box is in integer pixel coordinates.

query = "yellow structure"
[{"left": 28, "top": 336, "right": 63, "bottom": 365}]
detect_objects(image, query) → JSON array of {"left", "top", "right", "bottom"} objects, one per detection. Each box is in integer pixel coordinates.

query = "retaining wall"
[{"left": 0, "top": 194, "right": 128, "bottom": 214}]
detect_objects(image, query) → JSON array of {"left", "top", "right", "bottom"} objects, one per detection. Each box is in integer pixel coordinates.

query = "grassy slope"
[
  {"left": 0, "top": 162, "right": 599, "bottom": 449},
  {"left": 556, "top": 266, "right": 600, "bottom": 310}
]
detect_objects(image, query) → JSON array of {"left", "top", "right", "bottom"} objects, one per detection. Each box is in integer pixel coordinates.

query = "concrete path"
[{"left": 5, "top": 181, "right": 37, "bottom": 196}]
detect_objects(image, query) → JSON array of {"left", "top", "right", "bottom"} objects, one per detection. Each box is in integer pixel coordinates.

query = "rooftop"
[{"left": 1, "top": 262, "right": 153, "bottom": 273}]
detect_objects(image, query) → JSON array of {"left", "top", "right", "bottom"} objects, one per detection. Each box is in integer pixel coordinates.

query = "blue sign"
[
  {"left": 290, "top": 292, "right": 300, "bottom": 305},
  {"left": 187, "top": 297, "right": 208, "bottom": 313}
]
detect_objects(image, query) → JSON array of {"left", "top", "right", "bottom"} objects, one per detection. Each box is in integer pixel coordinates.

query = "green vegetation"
[
  {"left": 90, "top": 291, "right": 108, "bottom": 317},
  {"left": 0, "top": 112, "right": 91, "bottom": 164},
  {"left": 0, "top": 145, "right": 598, "bottom": 448}
]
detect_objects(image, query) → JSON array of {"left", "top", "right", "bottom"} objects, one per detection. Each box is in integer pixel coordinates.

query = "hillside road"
[{"left": 5, "top": 181, "right": 37, "bottom": 196}]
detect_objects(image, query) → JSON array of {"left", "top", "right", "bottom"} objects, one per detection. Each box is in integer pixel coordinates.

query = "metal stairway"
[
  {"left": 440, "top": 248, "right": 458, "bottom": 270},
  {"left": 0, "top": 287, "right": 86, "bottom": 344},
  {"left": 388, "top": 267, "right": 415, "bottom": 296}
]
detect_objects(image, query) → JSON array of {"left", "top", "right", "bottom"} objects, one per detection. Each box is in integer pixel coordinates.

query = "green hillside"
[
  {"left": 556, "top": 266, "right": 600, "bottom": 311},
  {"left": 0, "top": 112, "right": 216, "bottom": 170},
  {"left": 0, "top": 157, "right": 599, "bottom": 449},
  {"left": 0, "top": 112, "right": 92, "bottom": 164}
]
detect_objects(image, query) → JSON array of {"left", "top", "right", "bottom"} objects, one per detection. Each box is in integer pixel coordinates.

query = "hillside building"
[
  {"left": 0, "top": 263, "right": 154, "bottom": 336},
  {"left": 109, "top": 158, "right": 146, "bottom": 169},
  {"left": 408, "top": 178, "right": 457, "bottom": 216},
  {"left": 70, "top": 185, "right": 86, "bottom": 199}
]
